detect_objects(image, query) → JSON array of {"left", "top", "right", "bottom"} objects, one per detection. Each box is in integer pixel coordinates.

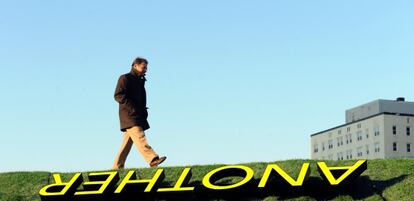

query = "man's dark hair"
[{"left": 131, "top": 57, "right": 148, "bottom": 66}]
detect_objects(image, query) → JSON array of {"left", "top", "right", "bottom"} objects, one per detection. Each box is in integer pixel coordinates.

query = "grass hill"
[{"left": 0, "top": 159, "right": 413, "bottom": 201}]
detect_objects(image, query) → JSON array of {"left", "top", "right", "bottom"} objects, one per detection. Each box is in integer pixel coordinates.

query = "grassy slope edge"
[{"left": 0, "top": 159, "right": 413, "bottom": 201}]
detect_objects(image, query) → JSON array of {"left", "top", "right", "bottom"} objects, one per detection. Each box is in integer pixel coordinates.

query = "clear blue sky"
[{"left": 1, "top": 0, "right": 413, "bottom": 172}]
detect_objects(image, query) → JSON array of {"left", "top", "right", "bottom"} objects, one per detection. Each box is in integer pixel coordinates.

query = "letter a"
[{"left": 317, "top": 160, "right": 367, "bottom": 185}]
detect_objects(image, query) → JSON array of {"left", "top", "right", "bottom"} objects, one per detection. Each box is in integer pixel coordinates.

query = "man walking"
[{"left": 112, "top": 57, "right": 166, "bottom": 169}]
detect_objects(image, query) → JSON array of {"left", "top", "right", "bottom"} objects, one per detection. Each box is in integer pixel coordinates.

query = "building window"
[
  {"left": 357, "top": 147, "right": 363, "bottom": 157},
  {"left": 365, "top": 129, "right": 369, "bottom": 139},
  {"left": 407, "top": 143, "right": 411, "bottom": 152},
  {"left": 393, "top": 125, "right": 397, "bottom": 135},
  {"left": 328, "top": 140, "right": 333, "bottom": 149},
  {"left": 322, "top": 142, "right": 325, "bottom": 151},
  {"left": 347, "top": 127, "right": 351, "bottom": 132},
  {"left": 338, "top": 130, "right": 341, "bottom": 135},
  {"left": 346, "top": 134, "right": 352, "bottom": 144},
  {"left": 357, "top": 123, "right": 361, "bottom": 129},
  {"left": 337, "top": 152, "right": 343, "bottom": 160},
  {"left": 337, "top": 137, "right": 343, "bottom": 147},
  {"left": 346, "top": 150, "right": 353, "bottom": 159},
  {"left": 408, "top": 118, "right": 410, "bottom": 124},
  {"left": 375, "top": 143, "right": 380, "bottom": 153},
  {"left": 366, "top": 145, "right": 369, "bottom": 155},
  {"left": 393, "top": 142, "right": 397, "bottom": 151},
  {"left": 314, "top": 144, "right": 318, "bottom": 153},
  {"left": 374, "top": 126, "right": 380, "bottom": 136},
  {"left": 357, "top": 131, "right": 363, "bottom": 141},
  {"left": 407, "top": 126, "right": 411, "bottom": 136}
]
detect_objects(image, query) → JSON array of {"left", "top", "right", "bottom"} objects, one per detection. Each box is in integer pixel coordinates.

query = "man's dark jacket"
[{"left": 114, "top": 67, "right": 149, "bottom": 131}]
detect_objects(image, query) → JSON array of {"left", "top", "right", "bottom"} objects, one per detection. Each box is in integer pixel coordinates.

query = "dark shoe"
[{"left": 150, "top": 156, "right": 166, "bottom": 167}]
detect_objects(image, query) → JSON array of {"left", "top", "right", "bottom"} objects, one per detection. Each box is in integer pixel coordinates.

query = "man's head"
[{"left": 131, "top": 57, "right": 148, "bottom": 75}]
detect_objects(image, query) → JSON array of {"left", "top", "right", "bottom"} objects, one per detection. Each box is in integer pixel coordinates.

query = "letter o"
[{"left": 202, "top": 165, "right": 254, "bottom": 190}]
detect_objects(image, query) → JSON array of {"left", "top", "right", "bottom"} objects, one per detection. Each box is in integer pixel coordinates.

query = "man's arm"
[{"left": 114, "top": 75, "right": 135, "bottom": 113}]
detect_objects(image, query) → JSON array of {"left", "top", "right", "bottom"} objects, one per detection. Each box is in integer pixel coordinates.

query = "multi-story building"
[{"left": 311, "top": 97, "right": 414, "bottom": 160}]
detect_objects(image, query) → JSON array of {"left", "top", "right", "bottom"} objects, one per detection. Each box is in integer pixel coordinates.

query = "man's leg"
[
  {"left": 125, "top": 126, "right": 159, "bottom": 164},
  {"left": 112, "top": 132, "right": 133, "bottom": 169}
]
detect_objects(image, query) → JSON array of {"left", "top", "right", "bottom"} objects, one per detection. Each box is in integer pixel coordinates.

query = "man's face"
[{"left": 133, "top": 62, "right": 148, "bottom": 75}]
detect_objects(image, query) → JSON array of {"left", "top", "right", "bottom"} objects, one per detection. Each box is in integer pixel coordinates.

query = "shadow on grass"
[
  {"left": 151, "top": 175, "right": 408, "bottom": 201},
  {"left": 347, "top": 175, "right": 408, "bottom": 200}
]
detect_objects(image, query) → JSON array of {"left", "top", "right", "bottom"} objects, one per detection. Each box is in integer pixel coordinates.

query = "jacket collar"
[{"left": 130, "top": 67, "right": 147, "bottom": 81}]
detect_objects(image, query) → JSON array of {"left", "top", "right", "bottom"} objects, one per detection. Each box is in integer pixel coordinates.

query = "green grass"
[{"left": 0, "top": 159, "right": 413, "bottom": 201}]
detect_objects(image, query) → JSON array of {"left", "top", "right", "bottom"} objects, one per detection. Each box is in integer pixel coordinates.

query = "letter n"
[{"left": 258, "top": 163, "right": 310, "bottom": 187}]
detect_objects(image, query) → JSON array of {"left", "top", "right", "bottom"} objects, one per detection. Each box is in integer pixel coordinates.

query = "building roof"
[{"left": 310, "top": 112, "right": 414, "bottom": 137}]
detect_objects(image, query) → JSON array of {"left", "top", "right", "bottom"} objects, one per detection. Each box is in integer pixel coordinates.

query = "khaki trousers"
[{"left": 112, "top": 126, "right": 158, "bottom": 169}]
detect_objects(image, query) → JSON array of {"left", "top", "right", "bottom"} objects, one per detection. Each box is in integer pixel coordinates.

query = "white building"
[{"left": 311, "top": 98, "right": 414, "bottom": 160}]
